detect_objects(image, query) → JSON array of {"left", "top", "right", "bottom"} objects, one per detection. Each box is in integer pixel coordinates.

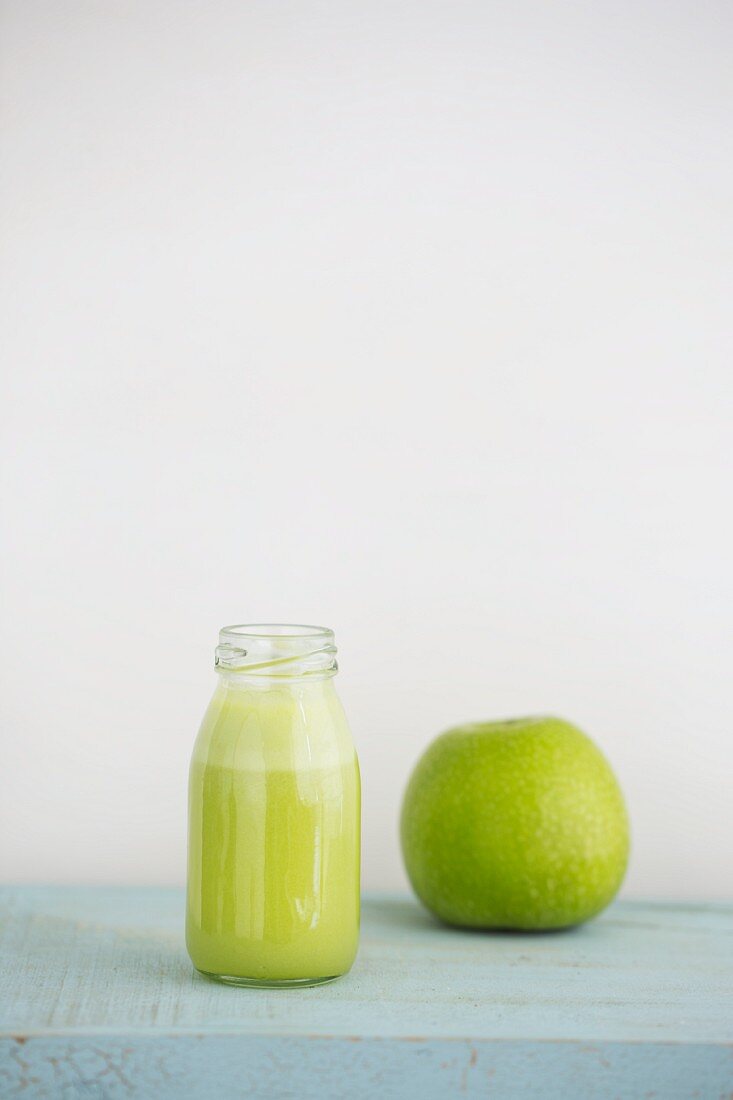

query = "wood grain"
[{"left": 1, "top": 886, "right": 731, "bottom": 1097}]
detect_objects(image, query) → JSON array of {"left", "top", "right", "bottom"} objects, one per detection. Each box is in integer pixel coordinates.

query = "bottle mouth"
[{"left": 215, "top": 624, "right": 338, "bottom": 679}]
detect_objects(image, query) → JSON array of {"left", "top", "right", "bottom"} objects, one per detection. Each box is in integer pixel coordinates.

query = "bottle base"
[{"left": 197, "top": 969, "right": 341, "bottom": 989}]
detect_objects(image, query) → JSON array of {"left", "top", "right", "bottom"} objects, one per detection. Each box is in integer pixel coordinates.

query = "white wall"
[{"left": 2, "top": 0, "right": 731, "bottom": 898}]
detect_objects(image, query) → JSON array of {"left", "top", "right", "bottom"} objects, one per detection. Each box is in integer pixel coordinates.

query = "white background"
[{"left": 2, "top": 0, "right": 731, "bottom": 898}]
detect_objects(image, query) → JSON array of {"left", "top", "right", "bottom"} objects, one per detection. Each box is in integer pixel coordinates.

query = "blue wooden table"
[{"left": 0, "top": 887, "right": 730, "bottom": 1098}]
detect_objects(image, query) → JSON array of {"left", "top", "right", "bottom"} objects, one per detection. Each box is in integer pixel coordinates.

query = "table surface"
[{"left": 1, "top": 886, "right": 731, "bottom": 1098}]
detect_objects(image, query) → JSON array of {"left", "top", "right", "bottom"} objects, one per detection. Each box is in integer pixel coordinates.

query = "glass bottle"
[{"left": 186, "top": 624, "right": 360, "bottom": 987}]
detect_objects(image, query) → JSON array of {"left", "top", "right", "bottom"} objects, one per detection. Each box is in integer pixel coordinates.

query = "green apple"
[{"left": 400, "top": 716, "right": 629, "bottom": 929}]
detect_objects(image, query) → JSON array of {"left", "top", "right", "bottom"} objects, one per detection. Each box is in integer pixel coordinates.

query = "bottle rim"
[
  {"left": 220, "top": 623, "right": 332, "bottom": 641},
  {"left": 215, "top": 623, "right": 338, "bottom": 679}
]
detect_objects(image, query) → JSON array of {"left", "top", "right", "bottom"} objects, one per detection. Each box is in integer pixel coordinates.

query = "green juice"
[{"left": 186, "top": 677, "right": 360, "bottom": 985}]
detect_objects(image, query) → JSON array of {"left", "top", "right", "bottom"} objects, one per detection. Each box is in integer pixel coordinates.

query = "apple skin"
[{"left": 400, "top": 716, "right": 630, "bottom": 930}]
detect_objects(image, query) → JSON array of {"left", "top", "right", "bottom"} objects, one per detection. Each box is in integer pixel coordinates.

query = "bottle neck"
[{"left": 214, "top": 623, "right": 338, "bottom": 683}]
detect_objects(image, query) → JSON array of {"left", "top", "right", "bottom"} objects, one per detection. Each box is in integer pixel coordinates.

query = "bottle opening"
[{"left": 215, "top": 624, "right": 338, "bottom": 678}]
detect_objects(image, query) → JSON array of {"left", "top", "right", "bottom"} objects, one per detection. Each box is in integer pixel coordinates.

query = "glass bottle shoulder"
[{"left": 191, "top": 677, "right": 357, "bottom": 774}]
